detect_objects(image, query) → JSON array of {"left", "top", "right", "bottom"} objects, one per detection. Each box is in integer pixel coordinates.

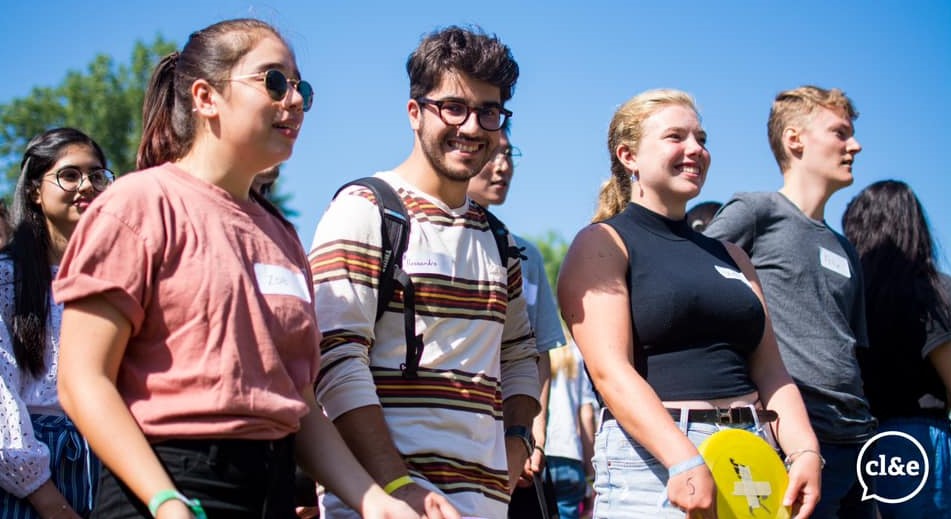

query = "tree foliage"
[
  {"left": 526, "top": 230, "right": 570, "bottom": 294},
  {"left": 0, "top": 36, "right": 176, "bottom": 193},
  {"left": 0, "top": 36, "right": 298, "bottom": 216}
]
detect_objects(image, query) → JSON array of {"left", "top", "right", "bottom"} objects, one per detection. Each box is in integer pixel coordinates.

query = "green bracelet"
[{"left": 148, "top": 489, "right": 207, "bottom": 519}]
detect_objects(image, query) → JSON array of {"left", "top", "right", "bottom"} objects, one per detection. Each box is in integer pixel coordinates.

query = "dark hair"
[
  {"left": 842, "top": 180, "right": 951, "bottom": 348},
  {"left": 686, "top": 201, "right": 722, "bottom": 232},
  {"left": 2, "top": 128, "right": 106, "bottom": 377},
  {"left": 137, "top": 18, "right": 286, "bottom": 169},
  {"left": 406, "top": 26, "right": 519, "bottom": 104}
]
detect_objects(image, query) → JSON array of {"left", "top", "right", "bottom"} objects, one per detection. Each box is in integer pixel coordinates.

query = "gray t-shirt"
[{"left": 705, "top": 192, "right": 876, "bottom": 443}]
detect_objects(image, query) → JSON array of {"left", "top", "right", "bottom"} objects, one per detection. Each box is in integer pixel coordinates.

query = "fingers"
[{"left": 423, "top": 493, "right": 461, "bottom": 519}]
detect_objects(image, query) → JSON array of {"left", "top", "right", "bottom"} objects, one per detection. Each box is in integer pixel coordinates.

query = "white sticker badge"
[
  {"left": 714, "top": 265, "right": 753, "bottom": 289},
  {"left": 254, "top": 264, "right": 311, "bottom": 302},
  {"left": 819, "top": 247, "right": 851, "bottom": 278}
]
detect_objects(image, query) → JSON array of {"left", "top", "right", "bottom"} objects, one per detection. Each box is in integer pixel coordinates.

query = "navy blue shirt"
[{"left": 604, "top": 203, "right": 764, "bottom": 400}]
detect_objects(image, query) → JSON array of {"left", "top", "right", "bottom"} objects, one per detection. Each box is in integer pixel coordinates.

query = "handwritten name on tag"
[
  {"left": 254, "top": 264, "right": 311, "bottom": 302},
  {"left": 819, "top": 247, "right": 851, "bottom": 278},
  {"left": 403, "top": 253, "right": 452, "bottom": 275}
]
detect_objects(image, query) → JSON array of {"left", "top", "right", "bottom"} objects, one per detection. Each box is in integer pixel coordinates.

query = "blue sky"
[{"left": 2, "top": 1, "right": 950, "bottom": 268}]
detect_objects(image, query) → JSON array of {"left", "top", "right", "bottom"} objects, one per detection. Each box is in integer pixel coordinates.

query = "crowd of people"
[{"left": 0, "top": 17, "right": 947, "bottom": 519}]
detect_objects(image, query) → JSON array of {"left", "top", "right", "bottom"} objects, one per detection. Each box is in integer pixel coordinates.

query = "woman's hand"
[
  {"left": 667, "top": 463, "right": 717, "bottom": 518},
  {"left": 782, "top": 450, "right": 822, "bottom": 518}
]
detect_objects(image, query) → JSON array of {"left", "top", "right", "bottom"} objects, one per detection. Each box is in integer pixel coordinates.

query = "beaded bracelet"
[
  {"left": 668, "top": 454, "right": 706, "bottom": 478},
  {"left": 383, "top": 475, "right": 415, "bottom": 495},
  {"left": 783, "top": 448, "right": 826, "bottom": 470}
]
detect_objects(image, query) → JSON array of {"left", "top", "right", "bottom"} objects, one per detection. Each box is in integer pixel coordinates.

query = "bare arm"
[
  {"left": 724, "top": 242, "right": 821, "bottom": 516},
  {"left": 558, "top": 224, "right": 714, "bottom": 514},
  {"left": 57, "top": 296, "right": 192, "bottom": 519},
  {"left": 295, "top": 392, "right": 420, "bottom": 519},
  {"left": 333, "top": 405, "right": 460, "bottom": 519},
  {"left": 526, "top": 353, "right": 551, "bottom": 477},
  {"left": 579, "top": 402, "right": 596, "bottom": 477}
]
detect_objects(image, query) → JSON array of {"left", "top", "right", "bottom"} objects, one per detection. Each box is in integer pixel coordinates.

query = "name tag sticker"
[
  {"left": 523, "top": 280, "right": 539, "bottom": 305},
  {"left": 819, "top": 247, "right": 851, "bottom": 278},
  {"left": 715, "top": 265, "right": 753, "bottom": 289},
  {"left": 254, "top": 264, "right": 311, "bottom": 302},
  {"left": 403, "top": 253, "right": 452, "bottom": 275}
]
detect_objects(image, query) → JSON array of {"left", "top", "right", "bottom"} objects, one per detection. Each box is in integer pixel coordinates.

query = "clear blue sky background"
[{"left": 2, "top": 1, "right": 949, "bottom": 268}]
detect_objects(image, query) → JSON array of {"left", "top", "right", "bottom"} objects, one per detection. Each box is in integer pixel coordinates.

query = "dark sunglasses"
[{"left": 229, "top": 69, "right": 314, "bottom": 112}]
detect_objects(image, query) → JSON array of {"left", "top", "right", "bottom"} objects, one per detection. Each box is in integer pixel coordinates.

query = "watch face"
[{"left": 698, "top": 429, "right": 791, "bottom": 519}]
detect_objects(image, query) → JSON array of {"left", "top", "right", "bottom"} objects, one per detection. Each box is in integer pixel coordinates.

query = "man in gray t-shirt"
[{"left": 706, "top": 86, "right": 876, "bottom": 519}]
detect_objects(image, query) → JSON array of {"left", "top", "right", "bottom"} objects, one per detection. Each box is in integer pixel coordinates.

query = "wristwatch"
[{"left": 505, "top": 425, "right": 534, "bottom": 457}]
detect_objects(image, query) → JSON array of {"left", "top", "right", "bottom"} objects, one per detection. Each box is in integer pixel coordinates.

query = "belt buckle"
[{"left": 716, "top": 407, "right": 736, "bottom": 425}]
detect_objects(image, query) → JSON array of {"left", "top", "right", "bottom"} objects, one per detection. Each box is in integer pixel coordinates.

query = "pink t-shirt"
[{"left": 53, "top": 163, "right": 320, "bottom": 441}]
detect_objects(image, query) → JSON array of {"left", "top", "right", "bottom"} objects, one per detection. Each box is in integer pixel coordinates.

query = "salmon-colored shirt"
[{"left": 54, "top": 163, "right": 320, "bottom": 440}]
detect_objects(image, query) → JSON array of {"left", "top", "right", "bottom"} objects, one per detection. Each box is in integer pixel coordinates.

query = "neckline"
[{"left": 627, "top": 202, "right": 691, "bottom": 239}]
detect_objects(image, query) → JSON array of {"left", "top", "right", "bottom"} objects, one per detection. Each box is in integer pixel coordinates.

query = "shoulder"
[{"left": 514, "top": 235, "right": 543, "bottom": 261}]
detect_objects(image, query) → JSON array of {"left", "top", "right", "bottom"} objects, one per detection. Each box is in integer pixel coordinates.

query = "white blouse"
[{"left": 0, "top": 258, "right": 60, "bottom": 497}]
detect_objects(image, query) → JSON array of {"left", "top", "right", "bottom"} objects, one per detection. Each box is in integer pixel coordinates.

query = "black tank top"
[{"left": 604, "top": 203, "right": 764, "bottom": 400}]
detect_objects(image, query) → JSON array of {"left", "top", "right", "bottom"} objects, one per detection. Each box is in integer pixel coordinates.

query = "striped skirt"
[{"left": 0, "top": 414, "right": 99, "bottom": 518}]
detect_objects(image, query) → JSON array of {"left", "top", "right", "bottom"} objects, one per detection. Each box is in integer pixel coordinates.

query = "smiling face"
[
  {"left": 467, "top": 133, "right": 513, "bottom": 207},
  {"left": 411, "top": 71, "right": 502, "bottom": 185},
  {"left": 620, "top": 103, "right": 710, "bottom": 214},
  {"left": 794, "top": 106, "right": 862, "bottom": 189},
  {"left": 215, "top": 34, "right": 306, "bottom": 175},
  {"left": 33, "top": 144, "right": 106, "bottom": 241}
]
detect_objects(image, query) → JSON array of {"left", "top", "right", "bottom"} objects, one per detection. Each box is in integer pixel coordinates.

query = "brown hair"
[
  {"left": 137, "top": 19, "right": 287, "bottom": 169},
  {"left": 593, "top": 89, "right": 699, "bottom": 222},
  {"left": 767, "top": 85, "right": 858, "bottom": 172},
  {"left": 407, "top": 26, "right": 519, "bottom": 104}
]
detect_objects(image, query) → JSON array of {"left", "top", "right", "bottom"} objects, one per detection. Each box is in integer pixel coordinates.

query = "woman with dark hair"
[
  {"left": 54, "top": 18, "right": 418, "bottom": 519},
  {"left": 843, "top": 180, "right": 951, "bottom": 518},
  {"left": 1, "top": 127, "right": 113, "bottom": 518}
]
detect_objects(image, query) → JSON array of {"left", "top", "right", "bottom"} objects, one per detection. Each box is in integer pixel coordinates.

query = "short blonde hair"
[
  {"left": 593, "top": 89, "right": 699, "bottom": 223},
  {"left": 767, "top": 85, "right": 858, "bottom": 172}
]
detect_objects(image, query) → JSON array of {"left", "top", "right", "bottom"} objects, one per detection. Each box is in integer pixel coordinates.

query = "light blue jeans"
[
  {"left": 873, "top": 416, "right": 950, "bottom": 519},
  {"left": 591, "top": 409, "right": 768, "bottom": 518}
]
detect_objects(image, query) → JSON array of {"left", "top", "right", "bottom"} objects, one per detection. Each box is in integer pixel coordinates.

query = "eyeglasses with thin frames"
[
  {"left": 493, "top": 145, "right": 522, "bottom": 167},
  {"left": 43, "top": 167, "right": 115, "bottom": 193},
  {"left": 228, "top": 69, "right": 315, "bottom": 112},
  {"left": 415, "top": 97, "right": 512, "bottom": 132}
]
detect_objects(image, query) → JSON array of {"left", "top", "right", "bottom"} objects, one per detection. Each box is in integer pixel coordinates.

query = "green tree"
[
  {"left": 0, "top": 36, "right": 176, "bottom": 192},
  {"left": 526, "top": 230, "right": 569, "bottom": 294},
  {"left": 0, "top": 37, "right": 298, "bottom": 217}
]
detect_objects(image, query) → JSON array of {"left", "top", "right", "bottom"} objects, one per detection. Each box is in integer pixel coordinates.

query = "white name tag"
[
  {"left": 523, "top": 280, "right": 539, "bottom": 305},
  {"left": 715, "top": 265, "right": 753, "bottom": 289},
  {"left": 819, "top": 247, "right": 851, "bottom": 278},
  {"left": 254, "top": 264, "right": 311, "bottom": 302},
  {"left": 403, "top": 253, "right": 452, "bottom": 275}
]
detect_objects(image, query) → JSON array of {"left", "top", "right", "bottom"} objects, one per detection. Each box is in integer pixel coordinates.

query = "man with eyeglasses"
[{"left": 309, "top": 26, "right": 540, "bottom": 519}]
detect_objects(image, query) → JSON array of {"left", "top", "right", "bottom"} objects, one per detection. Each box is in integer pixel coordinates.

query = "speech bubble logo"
[{"left": 856, "top": 431, "right": 929, "bottom": 504}]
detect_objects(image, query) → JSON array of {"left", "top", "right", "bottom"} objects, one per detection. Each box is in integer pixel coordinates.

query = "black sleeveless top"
[{"left": 604, "top": 203, "right": 764, "bottom": 400}]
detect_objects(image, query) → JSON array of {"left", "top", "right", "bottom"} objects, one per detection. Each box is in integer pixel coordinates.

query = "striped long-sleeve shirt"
[{"left": 309, "top": 171, "right": 539, "bottom": 518}]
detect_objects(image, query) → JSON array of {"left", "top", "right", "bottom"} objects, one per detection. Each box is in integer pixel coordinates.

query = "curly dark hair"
[{"left": 407, "top": 26, "right": 519, "bottom": 104}]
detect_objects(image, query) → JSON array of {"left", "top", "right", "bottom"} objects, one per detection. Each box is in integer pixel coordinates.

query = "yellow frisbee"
[{"left": 697, "top": 429, "right": 790, "bottom": 519}]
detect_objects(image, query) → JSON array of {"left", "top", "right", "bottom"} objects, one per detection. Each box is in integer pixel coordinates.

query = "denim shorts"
[
  {"left": 591, "top": 408, "right": 770, "bottom": 519},
  {"left": 872, "top": 416, "right": 950, "bottom": 519}
]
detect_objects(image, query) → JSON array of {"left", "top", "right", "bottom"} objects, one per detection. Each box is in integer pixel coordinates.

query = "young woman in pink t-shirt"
[{"left": 54, "top": 18, "right": 420, "bottom": 519}]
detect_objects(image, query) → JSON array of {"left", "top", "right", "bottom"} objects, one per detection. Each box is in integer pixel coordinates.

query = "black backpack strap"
[
  {"left": 483, "top": 208, "right": 526, "bottom": 265},
  {"left": 333, "top": 177, "right": 424, "bottom": 379}
]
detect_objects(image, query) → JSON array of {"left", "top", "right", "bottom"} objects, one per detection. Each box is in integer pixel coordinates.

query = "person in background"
[
  {"left": 0, "top": 200, "right": 11, "bottom": 248},
  {"left": 466, "top": 127, "right": 567, "bottom": 502},
  {"left": 685, "top": 200, "right": 721, "bottom": 232},
  {"left": 843, "top": 180, "right": 951, "bottom": 518},
  {"left": 1, "top": 127, "right": 113, "bottom": 518},
  {"left": 53, "top": 18, "right": 417, "bottom": 519},
  {"left": 559, "top": 88, "right": 821, "bottom": 518},
  {"left": 544, "top": 343, "right": 596, "bottom": 519},
  {"left": 309, "top": 25, "right": 538, "bottom": 519},
  {"left": 705, "top": 85, "right": 877, "bottom": 518}
]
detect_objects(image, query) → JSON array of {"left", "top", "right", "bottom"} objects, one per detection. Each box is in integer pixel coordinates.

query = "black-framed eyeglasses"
[
  {"left": 44, "top": 167, "right": 115, "bottom": 192},
  {"left": 416, "top": 97, "right": 512, "bottom": 131},
  {"left": 493, "top": 145, "right": 522, "bottom": 167},
  {"left": 229, "top": 69, "right": 315, "bottom": 112}
]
